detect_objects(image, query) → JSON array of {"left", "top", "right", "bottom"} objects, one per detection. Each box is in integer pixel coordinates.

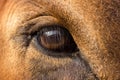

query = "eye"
[{"left": 35, "top": 25, "right": 78, "bottom": 57}]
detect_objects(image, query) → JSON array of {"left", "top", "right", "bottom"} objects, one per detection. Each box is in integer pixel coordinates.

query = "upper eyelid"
[{"left": 16, "top": 16, "right": 61, "bottom": 35}]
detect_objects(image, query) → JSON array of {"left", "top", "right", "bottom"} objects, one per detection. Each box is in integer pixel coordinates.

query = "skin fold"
[{"left": 0, "top": 0, "right": 120, "bottom": 80}]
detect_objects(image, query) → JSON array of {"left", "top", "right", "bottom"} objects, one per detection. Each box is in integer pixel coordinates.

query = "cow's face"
[{"left": 0, "top": 0, "right": 120, "bottom": 80}]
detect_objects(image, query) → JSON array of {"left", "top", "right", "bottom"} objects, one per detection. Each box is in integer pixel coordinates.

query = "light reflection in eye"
[
  {"left": 39, "top": 29, "right": 65, "bottom": 50},
  {"left": 44, "top": 31, "right": 60, "bottom": 37}
]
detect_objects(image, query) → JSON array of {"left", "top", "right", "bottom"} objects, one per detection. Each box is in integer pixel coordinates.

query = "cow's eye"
[{"left": 35, "top": 25, "right": 78, "bottom": 57}]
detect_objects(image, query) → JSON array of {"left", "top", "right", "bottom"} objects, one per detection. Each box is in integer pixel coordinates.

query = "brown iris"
[
  {"left": 37, "top": 25, "right": 78, "bottom": 54},
  {"left": 40, "top": 30, "right": 66, "bottom": 49}
]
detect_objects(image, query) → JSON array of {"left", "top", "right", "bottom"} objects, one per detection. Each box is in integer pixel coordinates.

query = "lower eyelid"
[{"left": 31, "top": 37, "right": 70, "bottom": 58}]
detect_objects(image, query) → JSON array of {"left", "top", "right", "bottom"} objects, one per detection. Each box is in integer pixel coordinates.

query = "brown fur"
[{"left": 0, "top": 0, "right": 120, "bottom": 80}]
